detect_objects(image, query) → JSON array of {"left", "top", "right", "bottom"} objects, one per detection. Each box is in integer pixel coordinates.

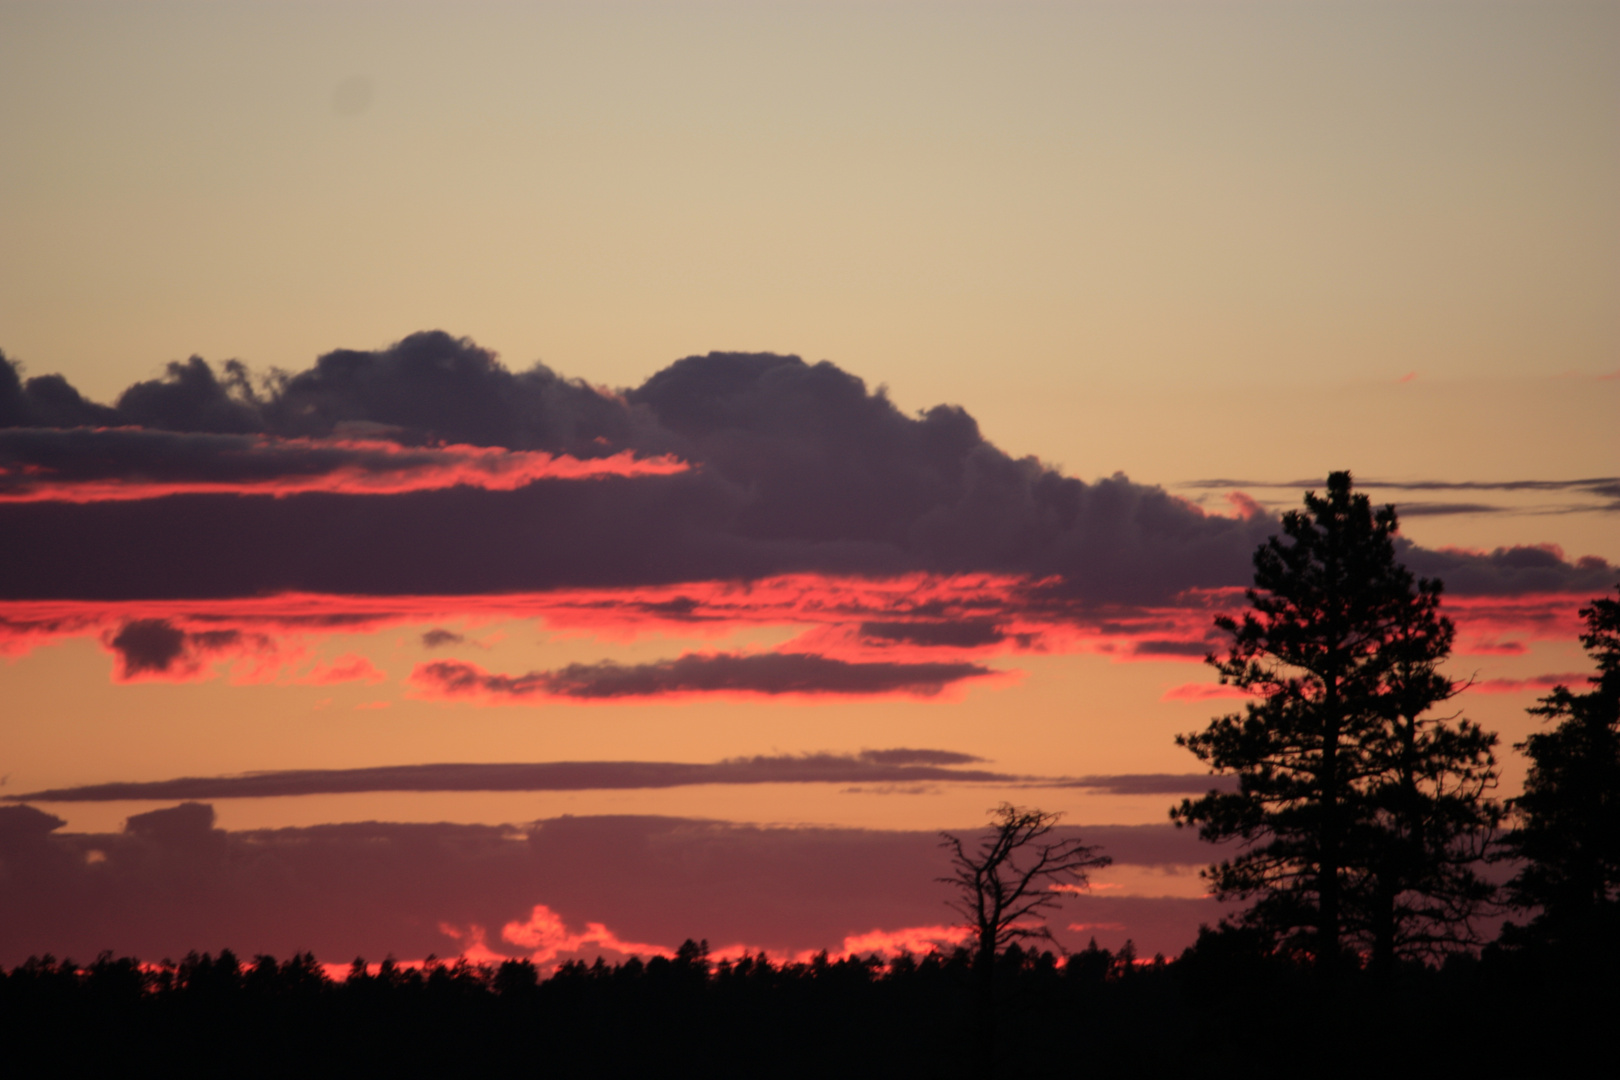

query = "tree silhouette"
[
  {"left": 1502, "top": 584, "right": 1620, "bottom": 952},
  {"left": 1356, "top": 575, "right": 1501, "bottom": 970},
  {"left": 939, "top": 803, "right": 1108, "bottom": 1073},
  {"left": 1173, "top": 472, "right": 1498, "bottom": 972}
]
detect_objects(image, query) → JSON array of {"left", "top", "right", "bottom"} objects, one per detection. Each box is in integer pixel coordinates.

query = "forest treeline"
[{"left": 0, "top": 933, "right": 1606, "bottom": 1078}]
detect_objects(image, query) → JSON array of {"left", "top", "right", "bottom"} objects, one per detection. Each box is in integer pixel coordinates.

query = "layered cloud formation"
[
  {"left": 6, "top": 332, "right": 1608, "bottom": 604},
  {"left": 3, "top": 331, "right": 1610, "bottom": 700},
  {"left": 0, "top": 803, "right": 1222, "bottom": 966}
]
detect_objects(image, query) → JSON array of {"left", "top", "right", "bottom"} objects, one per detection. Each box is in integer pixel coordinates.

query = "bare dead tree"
[{"left": 940, "top": 803, "right": 1110, "bottom": 1075}]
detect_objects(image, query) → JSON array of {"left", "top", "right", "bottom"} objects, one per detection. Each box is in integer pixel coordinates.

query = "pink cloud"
[
  {"left": 1457, "top": 637, "right": 1527, "bottom": 656},
  {"left": 435, "top": 914, "right": 974, "bottom": 972},
  {"left": 824, "top": 924, "right": 973, "bottom": 960},
  {"left": 498, "top": 904, "right": 676, "bottom": 966},
  {"left": 293, "top": 654, "right": 386, "bottom": 685},
  {"left": 1161, "top": 682, "right": 1249, "bottom": 702},
  {"left": 0, "top": 432, "right": 687, "bottom": 504},
  {"left": 1464, "top": 672, "right": 1589, "bottom": 695},
  {"left": 1225, "top": 492, "right": 1267, "bottom": 520}
]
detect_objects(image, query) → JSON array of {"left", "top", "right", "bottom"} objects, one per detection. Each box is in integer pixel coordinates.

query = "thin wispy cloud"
[
  {"left": 1178, "top": 476, "right": 1620, "bottom": 518},
  {"left": 4, "top": 755, "right": 1232, "bottom": 803}
]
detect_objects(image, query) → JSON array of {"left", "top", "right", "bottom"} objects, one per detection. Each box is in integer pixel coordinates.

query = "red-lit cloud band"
[
  {"left": 0, "top": 427, "right": 685, "bottom": 503},
  {"left": 0, "top": 582, "right": 1599, "bottom": 700}
]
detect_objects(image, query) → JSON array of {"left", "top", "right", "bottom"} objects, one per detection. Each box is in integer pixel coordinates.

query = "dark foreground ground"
[{"left": 1, "top": 935, "right": 1609, "bottom": 1079}]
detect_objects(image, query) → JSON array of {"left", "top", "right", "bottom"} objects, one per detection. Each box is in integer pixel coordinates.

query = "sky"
[{"left": 1, "top": 0, "right": 1617, "bottom": 968}]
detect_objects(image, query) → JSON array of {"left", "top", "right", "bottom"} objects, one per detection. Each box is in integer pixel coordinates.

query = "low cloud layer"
[{"left": 0, "top": 807, "right": 1222, "bottom": 965}]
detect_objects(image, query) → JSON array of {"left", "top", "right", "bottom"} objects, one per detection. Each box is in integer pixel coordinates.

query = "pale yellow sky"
[{"left": 3, "top": 4, "right": 1614, "bottom": 397}]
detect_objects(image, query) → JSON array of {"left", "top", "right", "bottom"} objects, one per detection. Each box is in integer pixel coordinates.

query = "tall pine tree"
[
  {"left": 1355, "top": 591, "right": 1499, "bottom": 969},
  {"left": 1174, "top": 472, "right": 1498, "bottom": 970},
  {"left": 1502, "top": 585, "right": 1620, "bottom": 954}
]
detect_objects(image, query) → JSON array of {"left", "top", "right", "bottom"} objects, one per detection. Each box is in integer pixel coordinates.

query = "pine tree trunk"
[{"left": 1320, "top": 672, "right": 1342, "bottom": 974}]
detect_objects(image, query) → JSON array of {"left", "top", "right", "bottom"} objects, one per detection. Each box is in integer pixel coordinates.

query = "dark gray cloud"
[
  {"left": 1128, "top": 639, "right": 1215, "bottom": 659},
  {"left": 1399, "top": 541, "right": 1615, "bottom": 596},
  {"left": 1184, "top": 476, "right": 1620, "bottom": 520},
  {"left": 1392, "top": 502, "right": 1511, "bottom": 517},
  {"left": 1041, "top": 774, "right": 1238, "bottom": 797},
  {"left": 0, "top": 804, "right": 66, "bottom": 840},
  {"left": 5, "top": 756, "right": 1227, "bottom": 803},
  {"left": 103, "top": 619, "right": 250, "bottom": 679},
  {"left": 99, "top": 333, "right": 648, "bottom": 453},
  {"left": 1, "top": 336, "right": 1609, "bottom": 605},
  {"left": 1184, "top": 477, "right": 1620, "bottom": 494},
  {"left": 0, "top": 348, "right": 121, "bottom": 428},
  {"left": 6, "top": 752, "right": 1015, "bottom": 802},
  {"left": 859, "top": 620, "right": 1007, "bottom": 648},
  {"left": 420, "top": 628, "right": 465, "bottom": 648},
  {"left": 107, "top": 619, "right": 189, "bottom": 676},
  {"left": 0, "top": 809, "right": 1224, "bottom": 965},
  {"left": 413, "top": 653, "right": 997, "bottom": 700}
]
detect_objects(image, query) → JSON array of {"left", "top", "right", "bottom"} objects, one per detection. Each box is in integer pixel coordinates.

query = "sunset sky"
[{"left": 2, "top": 0, "right": 1616, "bottom": 968}]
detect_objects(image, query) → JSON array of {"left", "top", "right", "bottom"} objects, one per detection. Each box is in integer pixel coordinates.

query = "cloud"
[
  {"left": 1463, "top": 672, "right": 1590, "bottom": 696},
  {"left": 103, "top": 619, "right": 279, "bottom": 683},
  {"left": 1046, "top": 775, "right": 1238, "bottom": 797},
  {"left": 1186, "top": 477, "right": 1620, "bottom": 495},
  {"left": 858, "top": 619, "right": 1007, "bottom": 648},
  {"left": 0, "top": 579, "right": 1597, "bottom": 698},
  {"left": 1394, "top": 502, "right": 1511, "bottom": 517},
  {"left": 1400, "top": 543, "right": 1615, "bottom": 597},
  {"left": 0, "top": 427, "right": 684, "bottom": 503},
  {"left": 421, "top": 628, "right": 465, "bottom": 648},
  {"left": 0, "top": 349, "right": 122, "bottom": 428},
  {"left": 409, "top": 652, "right": 1000, "bottom": 702},
  {"left": 1182, "top": 476, "right": 1620, "bottom": 525},
  {"left": 5, "top": 757, "right": 1232, "bottom": 806},
  {"left": 5, "top": 752, "right": 1019, "bottom": 803},
  {"left": 291, "top": 654, "right": 385, "bottom": 685},
  {"left": 1455, "top": 637, "right": 1527, "bottom": 656},
  {"left": 0, "top": 339, "right": 1288, "bottom": 605},
  {"left": 0, "top": 804, "right": 67, "bottom": 839},
  {"left": 1160, "top": 683, "right": 1249, "bottom": 702},
  {"left": 2, "top": 338, "right": 1609, "bottom": 668},
  {"left": 496, "top": 903, "right": 676, "bottom": 966},
  {"left": 0, "top": 810, "right": 1224, "bottom": 966}
]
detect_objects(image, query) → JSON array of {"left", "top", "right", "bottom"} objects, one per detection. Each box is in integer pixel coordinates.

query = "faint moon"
[{"left": 331, "top": 75, "right": 374, "bottom": 116}]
